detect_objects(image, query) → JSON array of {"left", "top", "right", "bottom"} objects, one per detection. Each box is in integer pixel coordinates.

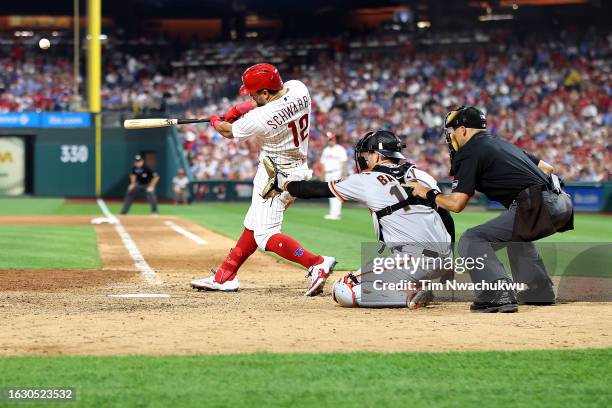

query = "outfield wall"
[
  {"left": 190, "top": 180, "right": 612, "bottom": 212},
  {"left": 0, "top": 113, "right": 175, "bottom": 198},
  {"left": 0, "top": 112, "right": 610, "bottom": 210}
]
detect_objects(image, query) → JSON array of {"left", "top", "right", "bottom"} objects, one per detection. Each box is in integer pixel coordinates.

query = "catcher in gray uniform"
[{"left": 262, "top": 130, "right": 455, "bottom": 309}]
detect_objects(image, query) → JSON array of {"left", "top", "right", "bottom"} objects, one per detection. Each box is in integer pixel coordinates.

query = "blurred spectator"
[
  {"left": 172, "top": 168, "right": 190, "bottom": 205},
  {"left": 1, "top": 28, "right": 609, "bottom": 181}
]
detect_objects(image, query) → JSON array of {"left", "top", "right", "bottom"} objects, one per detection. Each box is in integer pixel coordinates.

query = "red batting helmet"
[{"left": 239, "top": 63, "right": 283, "bottom": 96}]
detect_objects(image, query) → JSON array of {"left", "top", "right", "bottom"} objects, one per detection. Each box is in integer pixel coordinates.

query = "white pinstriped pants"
[
  {"left": 244, "top": 160, "right": 312, "bottom": 250},
  {"left": 324, "top": 170, "right": 343, "bottom": 217}
]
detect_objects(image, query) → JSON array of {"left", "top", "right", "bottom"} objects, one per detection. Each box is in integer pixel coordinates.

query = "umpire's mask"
[{"left": 442, "top": 106, "right": 487, "bottom": 156}]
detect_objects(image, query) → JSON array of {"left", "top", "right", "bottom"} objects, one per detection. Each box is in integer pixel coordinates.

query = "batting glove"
[{"left": 210, "top": 114, "right": 223, "bottom": 130}]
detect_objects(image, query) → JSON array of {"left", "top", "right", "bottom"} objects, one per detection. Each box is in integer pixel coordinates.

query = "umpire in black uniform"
[
  {"left": 120, "top": 155, "right": 160, "bottom": 215},
  {"left": 408, "top": 106, "right": 573, "bottom": 313}
]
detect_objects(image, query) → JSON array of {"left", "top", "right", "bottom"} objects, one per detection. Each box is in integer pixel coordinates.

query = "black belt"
[
  {"left": 540, "top": 183, "right": 555, "bottom": 192},
  {"left": 422, "top": 248, "right": 440, "bottom": 258},
  {"left": 388, "top": 246, "right": 441, "bottom": 258},
  {"left": 531, "top": 180, "right": 563, "bottom": 195}
]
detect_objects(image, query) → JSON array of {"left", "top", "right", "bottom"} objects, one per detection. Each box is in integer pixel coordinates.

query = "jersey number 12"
[{"left": 288, "top": 114, "right": 309, "bottom": 147}]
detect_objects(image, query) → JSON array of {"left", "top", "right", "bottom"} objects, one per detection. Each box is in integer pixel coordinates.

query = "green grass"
[
  {"left": 0, "top": 199, "right": 610, "bottom": 407},
  {"left": 0, "top": 198, "right": 611, "bottom": 272},
  {"left": 0, "top": 198, "right": 101, "bottom": 215},
  {"left": 0, "top": 349, "right": 610, "bottom": 407},
  {"left": 0, "top": 225, "right": 100, "bottom": 270}
]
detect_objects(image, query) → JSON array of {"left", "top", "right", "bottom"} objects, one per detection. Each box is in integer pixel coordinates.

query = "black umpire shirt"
[
  {"left": 131, "top": 166, "right": 158, "bottom": 185},
  {"left": 450, "top": 131, "right": 549, "bottom": 208}
]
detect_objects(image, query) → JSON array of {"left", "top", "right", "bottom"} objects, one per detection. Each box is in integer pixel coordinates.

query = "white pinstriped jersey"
[
  {"left": 321, "top": 145, "right": 348, "bottom": 174},
  {"left": 329, "top": 165, "right": 451, "bottom": 252},
  {"left": 232, "top": 80, "right": 311, "bottom": 163}
]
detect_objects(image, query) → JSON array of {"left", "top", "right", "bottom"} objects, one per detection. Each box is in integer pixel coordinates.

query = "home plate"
[
  {"left": 108, "top": 294, "right": 171, "bottom": 299},
  {"left": 91, "top": 217, "right": 119, "bottom": 225}
]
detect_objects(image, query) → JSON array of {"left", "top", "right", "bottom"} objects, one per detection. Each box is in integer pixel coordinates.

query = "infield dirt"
[{"left": 1, "top": 215, "right": 611, "bottom": 356}]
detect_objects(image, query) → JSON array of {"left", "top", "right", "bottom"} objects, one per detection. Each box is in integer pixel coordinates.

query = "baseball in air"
[{"left": 39, "top": 38, "right": 50, "bottom": 50}]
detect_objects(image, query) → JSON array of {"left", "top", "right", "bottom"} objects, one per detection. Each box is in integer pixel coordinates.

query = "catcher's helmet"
[
  {"left": 354, "top": 130, "right": 406, "bottom": 172},
  {"left": 239, "top": 63, "right": 283, "bottom": 95}
]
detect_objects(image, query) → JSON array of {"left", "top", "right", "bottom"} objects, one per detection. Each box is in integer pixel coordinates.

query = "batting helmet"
[
  {"left": 239, "top": 63, "right": 283, "bottom": 96},
  {"left": 354, "top": 130, "right": 406, "bottom": 172}
]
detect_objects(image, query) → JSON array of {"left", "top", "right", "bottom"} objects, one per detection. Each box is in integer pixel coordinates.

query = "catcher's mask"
[
  {"left": 354, "top": 130, "right": 406, "bottom": 173},
  {"left": 443, "top": 106, "right": 487, "bottom": 155}
]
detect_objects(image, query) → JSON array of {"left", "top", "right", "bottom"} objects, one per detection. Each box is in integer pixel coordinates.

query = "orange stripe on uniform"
[{"left": 328, "top": 181, "right": 348, "bottom": 202}]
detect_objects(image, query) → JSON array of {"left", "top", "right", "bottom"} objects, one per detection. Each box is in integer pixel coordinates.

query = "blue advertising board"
[
  {"left": 486, "top": 184, "right": 605, "bottom": 212},
  {"left": 0, "top": 112, "right": 90, "bottom": 128},
  {"left": 40, "top": 113, "right": 91, "bottom": 128},
  {"left": 564, "top": 185, "right": 604, "bottom": 212},
  {"left": 0, "top": 112, "right": 40, "bottom": 127}
]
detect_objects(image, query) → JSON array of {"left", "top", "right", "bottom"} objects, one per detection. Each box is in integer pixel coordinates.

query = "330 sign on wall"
[{"left": 60, "top": 145, "right": 89, "bottom": 163}]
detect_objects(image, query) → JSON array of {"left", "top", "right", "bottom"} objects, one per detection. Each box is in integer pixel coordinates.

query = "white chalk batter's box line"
[
  {"left": 96, "top": 199, "right": 161, "bottom": 285},
  {"left": 164, "top": 220, "right": 208, "bottom": 245}
]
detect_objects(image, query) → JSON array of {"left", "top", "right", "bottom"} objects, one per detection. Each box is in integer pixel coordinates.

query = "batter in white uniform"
[{"left": 190, "top": 63, "right": 336, "bottom": 296}]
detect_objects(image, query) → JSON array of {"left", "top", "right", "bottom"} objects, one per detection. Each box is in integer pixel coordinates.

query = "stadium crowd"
[{"left": 1, "top": 29, "right": 610, "bottom": 181}]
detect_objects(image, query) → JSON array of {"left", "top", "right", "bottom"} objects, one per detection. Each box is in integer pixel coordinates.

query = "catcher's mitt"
[{"left": 260, "top": 156, "right": 288, "bottom": 199}]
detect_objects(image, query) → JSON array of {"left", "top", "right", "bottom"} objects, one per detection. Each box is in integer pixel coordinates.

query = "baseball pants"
[
  {"left": 120, "top": 184, "right": 158, "bottom": 214},
  {"left": 334, "top": 246, "right": 451, "bottom": 308},
  {"left": 458, "top": 202, "right": 550, "bottom": 297},
  {"left": 243, "top": 160, "right": 312, "bottom": 250},
  {"left": 325, "top": 171, "right": 343, "bottom": 217}
]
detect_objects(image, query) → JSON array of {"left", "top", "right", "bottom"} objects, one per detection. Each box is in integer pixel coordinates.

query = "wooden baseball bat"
[{"left": 123, "top": 118, "right": 210, "bottom": 129}]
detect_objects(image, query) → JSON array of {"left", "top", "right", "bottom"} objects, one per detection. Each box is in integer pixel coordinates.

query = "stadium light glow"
[
  {"left": 14, "top": 31, "right": 34, "bottom": 37},
  {"left": 479, "top": 14, "right": 514, "bottom": 21},
  {"left": 417, "top": 21, "right": 431, "bottom": 29}
]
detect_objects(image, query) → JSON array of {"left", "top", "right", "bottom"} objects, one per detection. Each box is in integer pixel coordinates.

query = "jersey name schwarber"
[{"left": 232, "top": 80, "right": 312, "bottom": 163}]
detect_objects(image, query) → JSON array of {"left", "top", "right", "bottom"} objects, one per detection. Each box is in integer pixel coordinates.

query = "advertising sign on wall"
[{"left": 0, "top": 137, "right": 25, "bottom": 195}]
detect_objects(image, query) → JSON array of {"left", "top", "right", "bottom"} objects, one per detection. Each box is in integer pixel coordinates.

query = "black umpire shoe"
[
  {"left": 470, "top": 279, "right": 518, "bottom": 313},
  {"left": 517, "top": 284, "right": 556, "bottom": 305}
]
